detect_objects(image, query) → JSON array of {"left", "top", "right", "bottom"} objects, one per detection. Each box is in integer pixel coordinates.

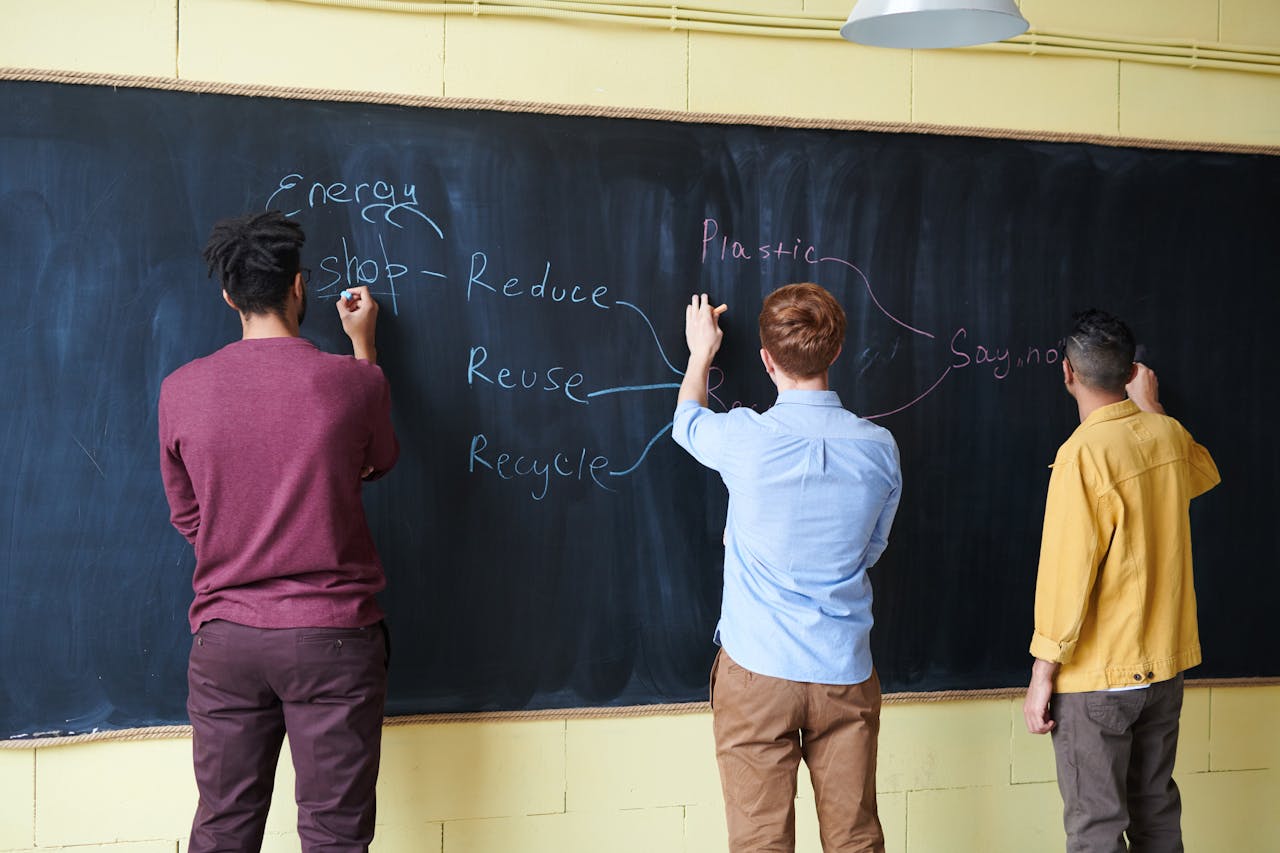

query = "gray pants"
[{"left": 1050, "top": 674, "right": 1184, "bottom": 853}]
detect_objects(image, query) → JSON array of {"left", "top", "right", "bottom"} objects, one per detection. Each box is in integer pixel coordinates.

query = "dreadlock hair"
[
  {"left": 758, "top": 283, "right": 847, "bottom": 378},
  {"left": 1064, "top": 309, "right": 1136, "bottom": 394},
  {"left": 202, "top": 211, "right": 306, "bottom": 316}
]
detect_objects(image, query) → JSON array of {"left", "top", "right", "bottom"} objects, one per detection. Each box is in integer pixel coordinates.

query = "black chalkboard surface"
[{"left": 2, "top": 79, "right": 1275, "bottom": 739}]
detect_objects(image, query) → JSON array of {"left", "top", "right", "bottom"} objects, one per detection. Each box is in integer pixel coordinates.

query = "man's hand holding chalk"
[
  {"left": 336, "top": 285, "right": 379, "bottom": 365},
  {"left": 684, "top": 293, "right": 728, "bottom": 362},
  {"left": 1126, "top": 361, "right": 1165, "bottom": 415},
  {"left": 678, "top": 294, "right": 727, "bottom": 409}
]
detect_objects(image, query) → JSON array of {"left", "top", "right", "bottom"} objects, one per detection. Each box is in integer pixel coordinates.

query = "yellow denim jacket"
[{"left": 1030, "top": 399, "right": 1220, "bottom": 693}]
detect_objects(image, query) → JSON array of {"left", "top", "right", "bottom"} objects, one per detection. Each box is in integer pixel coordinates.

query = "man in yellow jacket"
[{"left": 1023, "top": 309, "right": 1220, "bottom": 853}]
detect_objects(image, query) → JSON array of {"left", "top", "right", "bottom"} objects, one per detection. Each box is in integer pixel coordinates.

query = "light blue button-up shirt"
[{"left": 673, "top": 390, "right": 901, "bottom": 684}]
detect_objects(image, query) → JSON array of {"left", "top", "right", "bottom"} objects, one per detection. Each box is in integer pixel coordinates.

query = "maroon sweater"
[{"left": 159, "top": 337, "right": 399, "bottom": 632}]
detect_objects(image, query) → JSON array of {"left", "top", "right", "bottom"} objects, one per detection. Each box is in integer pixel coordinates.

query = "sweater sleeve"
[
  {"left": 361, "top": 371, "right": 399, "bottom": 481},
  {"left": 158, "top": 382, "right": 200, "bottom": 544}
]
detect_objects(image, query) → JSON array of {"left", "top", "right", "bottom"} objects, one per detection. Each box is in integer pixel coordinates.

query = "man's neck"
[
  {"left": 1075, "top": 388, "right": 1126, "bottom": 423},
  {"left": 240, "top": 312, "right": 299, "bottom": 340},
  {"left": 774, "top": 371, "right": 830, "bottom": 393}
]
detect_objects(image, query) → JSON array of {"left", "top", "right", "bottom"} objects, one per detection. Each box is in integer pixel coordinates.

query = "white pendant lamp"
[{"left": 841, "top": 0, "right": 1029, "bottom": 49}]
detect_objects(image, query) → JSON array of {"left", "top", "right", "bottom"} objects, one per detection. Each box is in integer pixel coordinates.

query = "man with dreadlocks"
[
  {"left": 1023, "top": 309, "right": 1219, "bottom": 852},
  {"left": 159, "top": 210, "right": 398, "bottom": 852}
]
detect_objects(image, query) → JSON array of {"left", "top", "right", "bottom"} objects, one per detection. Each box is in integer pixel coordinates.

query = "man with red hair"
[{"left": 673, "top": 284, "right": 902, "bottom": 852}]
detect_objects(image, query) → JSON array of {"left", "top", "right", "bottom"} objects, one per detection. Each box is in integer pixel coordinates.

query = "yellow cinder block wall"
[
  {"left": 2, "top": 689, "right": 1279, "bottom": 852},
  {"left": 3, "top": 1, "right": 1279, "bottom": 851}
]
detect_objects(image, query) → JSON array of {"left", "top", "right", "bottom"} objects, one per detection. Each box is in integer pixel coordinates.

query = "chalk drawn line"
[
  {"left": 588, "top": 382, "right": 682, "bottom": 399},
  {"left": 611, "top": 421, "right": 674, "bottom": 477},
  {"left": 864, "top": 366, "right": 952, "bottom": 420},
  {"left": 819, "top": 256, "right": 934, "bottom": 340},
  {"left": 615, "top": 300, "right": 684, "bottom": 377}
]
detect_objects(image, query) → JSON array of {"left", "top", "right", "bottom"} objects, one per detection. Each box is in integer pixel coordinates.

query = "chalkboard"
[{"left": 2, "top": 79, "right": 1276, "bottom": 739}]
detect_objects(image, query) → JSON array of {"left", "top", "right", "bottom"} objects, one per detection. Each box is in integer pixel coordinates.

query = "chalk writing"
[
  {"left": 699, "top": 218, "right": 934, "bottom": 343},
  {"left": 282, "top": 173, "right": 1077, "bottom": 505},
  {"left": 949, "top": 328, "right": 1064, "bottom": 380},
  {"left": 468, "top": 433, "right": 613, "bottom": 501},
  {"left": 467, "top": 252, "right": 611, "bottom": 310},
  {"left": 456, "top": 252, "right": 683, "bottom": 499},
  {"left": 467, "top": 345, "right": 588, "bottom": 404},
  {"left": 314, "top": 233, "right": 445, "bottom": 316},
  {"left": 317, "top": 234, "right": 406, "bottom": 293},
  {"left": 700, "top": 218, "right": 822, "bottom": 264},
  {"left": 266, "top": 172, "right": 444, "bottom": 236}
]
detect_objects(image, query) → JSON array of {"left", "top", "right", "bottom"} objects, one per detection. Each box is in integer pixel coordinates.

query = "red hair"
[{"left": 758, "top": 283, "right": 846, "bottom": 378}]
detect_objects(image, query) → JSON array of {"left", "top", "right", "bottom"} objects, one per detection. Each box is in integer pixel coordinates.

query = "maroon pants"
[{"left": 187, "top": 619, "right": 389, "bottom": 853}]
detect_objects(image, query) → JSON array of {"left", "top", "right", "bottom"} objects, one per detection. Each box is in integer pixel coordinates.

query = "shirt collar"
[
  {"left": 1081, "top": 398, "right": 1141, "bottom": 427},
  {"left": 232, "top": 335, "right": 314, "bottom": 348},
  {"left": 775, "top": 389, "right": 843, "bottom": 408}
]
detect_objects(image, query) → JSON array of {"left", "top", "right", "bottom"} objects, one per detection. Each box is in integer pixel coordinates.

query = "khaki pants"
[{"left": 710, "top": 649, "right": 884, "bottom": 853}]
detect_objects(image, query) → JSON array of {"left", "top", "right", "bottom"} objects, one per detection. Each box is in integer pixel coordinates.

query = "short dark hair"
[
  {"left": 758, "top": 283, "right": 847, "bottom": 378},
  {"left": 202, "top": 211, "right": 305, "bottom": 316},
  {"left": 1064, "top": 309, "right": 1136, "bottom": 394}
]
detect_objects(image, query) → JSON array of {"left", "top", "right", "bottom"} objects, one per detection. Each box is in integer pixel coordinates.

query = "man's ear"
[
  {"left": 1062, "top": 358, "right": 1073, "bottom": 387},
  {"left": 292, "top": 272, "right": 305, "bottom": 301},
  {"left": 829, "top": 343, "right": 843, "bottom": 367},
  {"left": 222, "top": 289, "right": 239, "bottom": 312},
  {"left": 1126, "top": 362, "right": 1139, "bottom": 385}
]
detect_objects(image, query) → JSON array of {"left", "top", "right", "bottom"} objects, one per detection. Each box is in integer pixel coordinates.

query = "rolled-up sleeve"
[
  {"left": 1185, "top": 431, "right": 1220, "bottom": 499},
  {"left": 672, "top": 399, "right": 729, "bottom": 471}
]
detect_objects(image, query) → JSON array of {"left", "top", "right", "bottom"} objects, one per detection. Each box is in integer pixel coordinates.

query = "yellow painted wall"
[
  {"left": 2, "top": 688, "right": 1279, "bottom": 851},
  {"left": 3, "top": 1, "right": 1279, "bottom": 851}
]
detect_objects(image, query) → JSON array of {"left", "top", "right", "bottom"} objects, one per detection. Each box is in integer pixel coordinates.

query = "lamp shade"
[{"left": 840, "top": 0, "right": 1029, "bottom": 49}]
